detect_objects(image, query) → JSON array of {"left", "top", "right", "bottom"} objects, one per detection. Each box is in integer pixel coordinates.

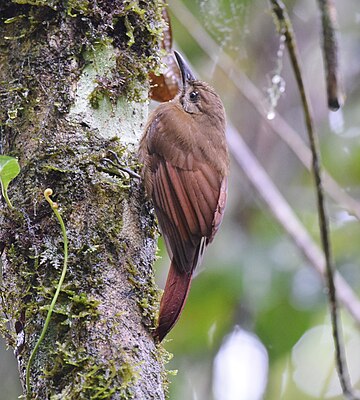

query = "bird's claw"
[{"left": 101, "top": 150, "right": 141, "bottom": 180}]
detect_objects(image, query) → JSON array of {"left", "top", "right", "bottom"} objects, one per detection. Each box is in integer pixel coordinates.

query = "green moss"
[
  {"left": 125, "top": 260, "right": 159, "bottom": 329},
  {"left": 21, "top": 249, "right": 140, "bottom": 398},
  {"left": 66, "top": 0, "right": 90, "bottom": 16},
  {"left": 124, "top": 16, "right": 135, "bottom": 47},
  {"left": 88, "top": 88, "right": 103, "bottom": 109},
  {"left": 0, "top": 134, "right": 141, "bottom": 393},
  {"left": 1, "top": 0, "right": 165, "bottom": 134},
  {"left": 83, "top": 39, "right": 149, "bottom": 108},
  {"left": 42, "top": 165, "right": 73, "bottom": 174},
  {"left": 124, "top": 1, "right": 146, "bottom": 17},
  {"left": 12, "top": 0, "right": 58, "bottom": 8},
  {"left": 45, "top": 345, "right": 138, "bottom": 399},
  {"left": 4, "top": 15, "right": 27, "bottom": 24},
  {"left": 155, "top": 343, "right": 174, "bottom": 397}
]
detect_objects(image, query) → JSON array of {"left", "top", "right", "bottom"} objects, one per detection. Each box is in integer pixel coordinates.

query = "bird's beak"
[{"left": 174, "top": 50, "right": 196, "bottom": 90}]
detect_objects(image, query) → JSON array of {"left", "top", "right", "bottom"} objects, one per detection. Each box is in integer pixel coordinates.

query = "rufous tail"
[{"left": 154, "top": 260, "right": 193, "bottom": 342}]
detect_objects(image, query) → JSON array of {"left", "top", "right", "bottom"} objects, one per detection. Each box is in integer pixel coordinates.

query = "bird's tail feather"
[{"left": 154, "top": 260, "right": 193, "bottom": 342}]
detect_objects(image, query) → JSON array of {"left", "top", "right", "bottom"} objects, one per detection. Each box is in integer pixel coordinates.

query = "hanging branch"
[
  {"left": 270, "top": 1, "right": 358, "bottom": 399},
  {"left": 317, "top": 0, "right": 344, "bottom": 110}
]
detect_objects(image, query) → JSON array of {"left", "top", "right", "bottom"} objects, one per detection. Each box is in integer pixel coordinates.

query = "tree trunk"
[{"left": 0, "top": 1, "right": 166, "bottom": 398}]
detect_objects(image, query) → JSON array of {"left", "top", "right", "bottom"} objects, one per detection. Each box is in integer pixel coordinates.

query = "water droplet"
[
  {"left": 329, "top": 109, "right": 344, "bottom": 135},
  {"left": 267, "top": 111, "right": 275, "bottom": 120},
  {"left": 272, "top": 74, "right": 281, "bottom": 84}
]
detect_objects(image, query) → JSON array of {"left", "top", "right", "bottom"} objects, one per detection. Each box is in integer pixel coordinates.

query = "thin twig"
[
  {"left": 317, "top": 0, "right": 344, "bottom": 110},
  {"left": 169, "top": 0, "right": 360, "bottom": 220},
  {"left": 270, "top": 1, "right": 357, "bottom": 398}
]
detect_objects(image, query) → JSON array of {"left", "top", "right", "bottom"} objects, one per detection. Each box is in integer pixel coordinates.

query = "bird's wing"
[{"left": 144, "top": 109, "right": 227, "bottom": 274}]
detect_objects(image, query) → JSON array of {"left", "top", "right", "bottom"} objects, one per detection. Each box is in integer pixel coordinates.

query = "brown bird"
[{"left": 139, "top": 51, "right": 229, "bottom": 342}]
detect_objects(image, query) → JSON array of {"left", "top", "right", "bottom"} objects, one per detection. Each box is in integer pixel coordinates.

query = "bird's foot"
[{"left": 101, "top": 150, "right": 141, "bottom": 180}]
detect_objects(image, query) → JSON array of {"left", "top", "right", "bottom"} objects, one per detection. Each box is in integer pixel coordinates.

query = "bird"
[{"left": 138, "top": 51, "right": 229, "bottom": 342}]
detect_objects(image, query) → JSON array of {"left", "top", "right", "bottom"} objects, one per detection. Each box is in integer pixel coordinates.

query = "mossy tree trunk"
[{"left": 0, "top": 1, "right": 166, "bottom": 398}]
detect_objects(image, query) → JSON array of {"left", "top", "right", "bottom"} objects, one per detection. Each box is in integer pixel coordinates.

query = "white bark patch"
[{"left": 68, "top": 43, "right": 148, "bottom": 144}]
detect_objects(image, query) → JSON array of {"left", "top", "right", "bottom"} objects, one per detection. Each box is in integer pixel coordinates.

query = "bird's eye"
[{"left": 189, "top": 91, "right": 199, "bottom": 102}]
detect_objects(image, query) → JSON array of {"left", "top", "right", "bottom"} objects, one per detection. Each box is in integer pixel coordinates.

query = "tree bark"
[{"left": 0, "top": 1, "right": 166, "bottom": 398}]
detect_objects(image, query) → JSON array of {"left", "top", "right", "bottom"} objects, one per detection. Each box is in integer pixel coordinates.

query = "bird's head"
[{"left": 174, "top": 50, "right": 224, "bottom": 119}]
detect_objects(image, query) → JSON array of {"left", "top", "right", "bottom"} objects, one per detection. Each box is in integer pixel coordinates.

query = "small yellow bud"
[{"left": 44, "top": 188, "right": 53, "bottom": 197}]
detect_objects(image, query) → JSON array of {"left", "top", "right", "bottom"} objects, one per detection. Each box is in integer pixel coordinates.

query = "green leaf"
[{"left": 0, "top": 155, "right": 20, "bottom": 208}]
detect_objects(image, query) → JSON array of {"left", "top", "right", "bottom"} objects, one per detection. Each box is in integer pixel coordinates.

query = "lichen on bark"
[{"left": 0, "top": 0, "right": 167, "bottom": 398}]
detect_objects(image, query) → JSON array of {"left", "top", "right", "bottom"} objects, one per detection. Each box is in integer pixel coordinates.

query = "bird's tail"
[{"left": 154, "top": 260, "right": 193, "bottom": 342}]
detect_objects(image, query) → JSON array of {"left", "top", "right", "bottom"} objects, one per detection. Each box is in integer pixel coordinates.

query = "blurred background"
[
  {"left": 157, "top": 0, "right": 360, "bottom": 399},
  {"left": 2, "top": 0, "right": 360, "bottom": 399}
]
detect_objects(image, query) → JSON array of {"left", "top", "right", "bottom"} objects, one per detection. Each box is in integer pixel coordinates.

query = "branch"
[
  {"left": 317, "top": 0, "right": 344, "bottom": 110},
  {"left": 270, "top": 1, "right": 358, "bottom": 398}
]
